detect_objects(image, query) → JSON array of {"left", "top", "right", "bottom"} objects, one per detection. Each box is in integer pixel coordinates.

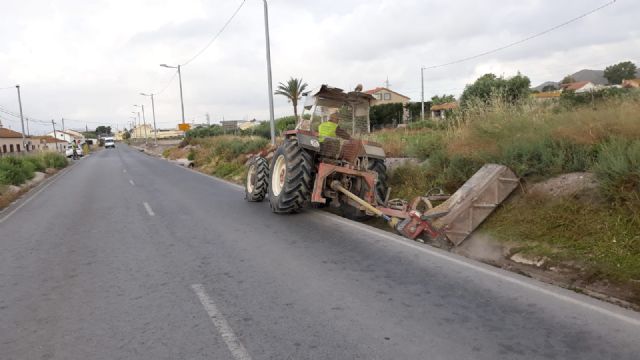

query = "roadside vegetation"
[
  {"left": 0, "top": 152, "right": 68, "bottom": 209},
  {"left": 379, "top": 89, "right": 640, "bottom": 296}
]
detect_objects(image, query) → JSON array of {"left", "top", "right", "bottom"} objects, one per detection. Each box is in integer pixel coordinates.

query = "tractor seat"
[{"left": 319, "top": 137, "right": 342, "bottom": 159}]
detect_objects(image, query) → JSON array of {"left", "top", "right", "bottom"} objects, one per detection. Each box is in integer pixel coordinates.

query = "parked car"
[
  {"left": 65, "top": 144, "right": 84, "bottom": 158},
  {"left": 104, "top": 138, "right": 115, "bottom": 149}
]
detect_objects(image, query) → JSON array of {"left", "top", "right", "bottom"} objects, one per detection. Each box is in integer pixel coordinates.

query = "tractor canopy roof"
[{"left": 302, "top": 85, "right": 374, "bottom": 110}]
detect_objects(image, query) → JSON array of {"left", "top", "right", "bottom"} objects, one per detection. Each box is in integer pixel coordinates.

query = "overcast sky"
[{"left": 0, "top": 0, "right": 638, "bottom": 134}]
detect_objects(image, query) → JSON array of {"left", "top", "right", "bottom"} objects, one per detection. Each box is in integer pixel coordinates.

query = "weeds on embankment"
[
  {"left": 180, "top": 136, "right": 270, "bottom": 182},
  {"left": 384, "top": 94, "right": 640, "bottom": 290}
]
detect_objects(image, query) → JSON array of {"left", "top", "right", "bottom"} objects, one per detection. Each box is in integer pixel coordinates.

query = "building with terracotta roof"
[
  {"left": 364, "top": 87, "right": 411, "bottom": 106},
  {"left": 0, "top": 126, "right": 26, "bottom": 155},
  {"left": 560, "top": 81, "right": 596, "bottom": 93},
  {"left": 31, "top": 136, "right": 67, "bottom": 152},
  {"left": 430, "top": 102, "right": 458, "bottom": 119}
]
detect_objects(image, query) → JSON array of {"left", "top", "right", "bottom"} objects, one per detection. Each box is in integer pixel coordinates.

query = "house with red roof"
[
  {"left": 560, "top": 81, "right": 597, "bottom": 93},
  {"left": 364, "top": 87, "right": 411, "bottom": 106},
  {"left": 0, "top": 126, "right": 26, "bottom": 155}
]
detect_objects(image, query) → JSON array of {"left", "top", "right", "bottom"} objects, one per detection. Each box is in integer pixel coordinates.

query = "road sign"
[{"left": 178, "top": 123, "right": 191, "bottom": 131}]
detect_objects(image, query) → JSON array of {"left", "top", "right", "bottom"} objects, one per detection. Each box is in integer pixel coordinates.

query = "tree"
[
  {"left": 541, "top": 84, "right": 558, "bottom": 92},
  {"left": 274, "top": 77, "right": 308, "bottom": 118},
  {"left": 560, "top": 75, "right": 576, "bottom": 84},
  {"left": 604, "top": 61, "right": 638, "bottom": 85},
  {"left": 460, "top": 73, "right": 531, "bottom": 106},
  {"left": 95, "top": 126, "right": 112, "bottom": 135},
  {"left": 431, "top": 94, "right": 456, "bottom": 105}
]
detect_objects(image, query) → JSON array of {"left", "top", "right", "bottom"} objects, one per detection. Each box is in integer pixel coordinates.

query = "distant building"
[
  {"left": 560, "top": 81, "right": 596, "bottom": 93},
  {"left": 130, "top": 124, "right": 153, "bottom": 139},
  {"left": 31, "top": 136, "right": 67, "bottom": 152},
  {"left": 0, "top": 127, "right": 26, "bottom": 155},
  {"left": 430, "top": 102, "right": 458, "bottom": 120},
  {"left": 45, "top": 130, "right": 84, "bottom": 143},
  {"left": 622, "top": 79, "right": 640, "bottom": 89},
  {"left": 364, "top": 87, "right": 411, "bottom": 106}
]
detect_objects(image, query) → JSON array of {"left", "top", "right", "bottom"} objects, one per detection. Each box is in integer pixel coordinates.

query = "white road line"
[
  {"left": 191, "top": 284, "right": 252, "bottom": 360},
  {"left": 0, "top": 166, "right": 72, "bottom": 225},
  {"left": 143, "top": 202, "right": 155, "bottom": 216},
  {"left": 129, "top": 179, "right": 135, "bottom": 186},
  {"left": 313, "top": 211, "right": 640, "bottom": 327},
  {"left": 123, "top": 169, "right": 127, "bottom": 173}
]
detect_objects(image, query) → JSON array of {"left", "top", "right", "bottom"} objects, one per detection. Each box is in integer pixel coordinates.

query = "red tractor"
[{"left": 245, "top": 85, "right": 388, "bottom": 220}]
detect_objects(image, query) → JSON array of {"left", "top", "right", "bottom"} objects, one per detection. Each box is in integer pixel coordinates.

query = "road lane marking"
[
  {"left": 191, "top": 284, "right": 252, "bottom": 360},
  {"left": 143, "top": 202, "right": 155, "bottom": 216},
  {"left": 313, "top": 211, "right": 640, "bottom": 327},
  {"left": 167, "top": 152, "right": 640, "bottom": 325},
  {"left": 123, "top": 169, "right": 127, "bottom": 173},
  {"left": 0, "top": 166, "right": 72, "bottom": 225},
  {"left": 129, "top": 179, "right": 135, "bottom": 186}
]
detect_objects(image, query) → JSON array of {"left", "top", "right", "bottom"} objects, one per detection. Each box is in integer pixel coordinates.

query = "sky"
[{"left": 0, "top": 0, "right": 638, "bottom": 135}]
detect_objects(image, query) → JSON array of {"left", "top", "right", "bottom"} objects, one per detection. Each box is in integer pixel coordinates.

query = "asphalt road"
[{"left": 1, "top": 145, "right": 639, "bottom": 360}]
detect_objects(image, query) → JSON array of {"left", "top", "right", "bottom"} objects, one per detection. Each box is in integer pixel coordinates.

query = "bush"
[
  {"left": 593, "top": 138, "right": 640, "bottom": 204},
  {"left": 0, "top": 157, "right": 35, "bottom": 186},
  {"left": 42, "top": 153, "right": 68, "bottom": 169}
]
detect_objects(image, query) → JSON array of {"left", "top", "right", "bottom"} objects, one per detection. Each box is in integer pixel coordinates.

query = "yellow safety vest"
[{"left": 318, "top": 121, "right": 338, "bottom": 142}]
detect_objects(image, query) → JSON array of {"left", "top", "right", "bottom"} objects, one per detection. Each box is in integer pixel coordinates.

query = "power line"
[
  {"left": 154, "top": 71, "right": 178, "bottom": 96},
  {"left": 422, "top": 0, "right": 617, "bottom": 70},
  {"left": 182, "top": 0, "right": 247, "bottom": 66}
]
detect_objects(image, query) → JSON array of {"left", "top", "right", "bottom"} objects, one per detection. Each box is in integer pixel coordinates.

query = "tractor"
[
  {"left": 245, "top": 85, "right": 388, "bottom": 220},
  {"left": 244, "top": 84, "right": 520, "bottom": 245}
]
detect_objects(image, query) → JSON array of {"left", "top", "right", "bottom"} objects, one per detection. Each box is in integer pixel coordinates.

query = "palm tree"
[{"left": 274, "top": 77, "right": 308, "bottom": 118}]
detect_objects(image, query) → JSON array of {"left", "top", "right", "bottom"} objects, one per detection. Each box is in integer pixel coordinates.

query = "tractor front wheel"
[
  {"left": 268, "top": 139, "right": 313, "bottom": 213},
  {"left": 245, "top": 156, "right": 269, "bottom": 202}
]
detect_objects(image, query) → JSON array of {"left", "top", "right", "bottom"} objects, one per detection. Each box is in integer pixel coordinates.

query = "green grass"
[{"left": 485, "top": 194, "right": 640, "bottom": 283}]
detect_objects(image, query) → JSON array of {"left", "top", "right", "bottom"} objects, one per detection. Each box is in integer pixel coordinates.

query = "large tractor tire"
[
  {"left": 268, "top": 139, "right": 313, "bottom": 213},
  {"left": 369, "top": 159, "right": 389, "bottom": 205},
  {"left": 245, "top": 156, "right": 269, "bottom": 202}
]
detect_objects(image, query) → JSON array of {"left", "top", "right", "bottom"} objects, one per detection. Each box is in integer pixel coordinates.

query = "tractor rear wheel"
[
  {"left": 245, "top": 156, "right": 269, "bottom": 202},
  {"left": 369, "top": 159, "right": 389, "bottom": 205},
  {"left": 268, "top": 139, "right": 313, "bottom": 213}
]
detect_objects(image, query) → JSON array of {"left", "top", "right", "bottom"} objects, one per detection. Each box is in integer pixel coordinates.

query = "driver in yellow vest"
[{"left": 318, "top": 113, "right": 351, "bottom": 142}]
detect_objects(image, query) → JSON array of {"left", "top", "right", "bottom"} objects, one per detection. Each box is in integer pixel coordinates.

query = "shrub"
[
  {"left": 0, "top": 157, "right": 35, "bottom": 186},
  {"left": 593, "top": 138, "right": 640, "bottom": 205},
  {"left": 42, "top": 153, "right": 68, "bottom": 169}
]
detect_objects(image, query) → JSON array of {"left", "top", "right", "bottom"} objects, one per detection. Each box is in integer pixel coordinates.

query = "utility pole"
[
  {"left": 141, "top": 104, "right": 148, "bottom": 144},
  {"left": 420, "top": 67, "right": 425, "bottom": 122},
  {"left": 16, "top": 85, "right": 26, "bottom": 152},
  {"left": 26, "top": 117, "right": 30, "bottom": 137},
  {"left": 141, "top": 93, "right": 158, "bottom": 145},
  {"left": 263, "top": 0, "right": 276, "bottom": 145},
  {"left": 61, "top": 117, "right": 65, "bottom": 131},
  {"left": 206, "top": 113, "right": 210, "bottom": 126},
  {"left": 51, "top": 120, "right": 58, "bottom": 151}
]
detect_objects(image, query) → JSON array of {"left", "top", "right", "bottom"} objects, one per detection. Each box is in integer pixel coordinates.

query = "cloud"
[{"left": 0, "top": 0, "right": 638, "bottom": 134}]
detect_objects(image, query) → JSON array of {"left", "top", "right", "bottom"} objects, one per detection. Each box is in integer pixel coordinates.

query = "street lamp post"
[
  {"left": 134, "top": 104, "right": 148, "bottom": 144},
  {"left": 131, "top": 111, "right": 140, "bottom": 140},
  {"left": 160, "top": 64, "right": 186, "bottom": 125},
  {"left": 15, "top": 85, "right": 26, "bottom": 152},
  {"left": 141, "top": 93, "right": 158, "bottom": 145},
  {"left": 420, "top": 67, "right": 425, "bottom": 122},
  {"left": 263, "top": 0, "right": 276, "bottom": 145}
]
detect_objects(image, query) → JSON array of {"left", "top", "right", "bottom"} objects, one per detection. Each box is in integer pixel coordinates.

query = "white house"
[
  {"left": 561, "top": 81, "right": 597, "bottom": 93},
  {"left": 46, "top": 130, "right": 84, "bottom": 144}
]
